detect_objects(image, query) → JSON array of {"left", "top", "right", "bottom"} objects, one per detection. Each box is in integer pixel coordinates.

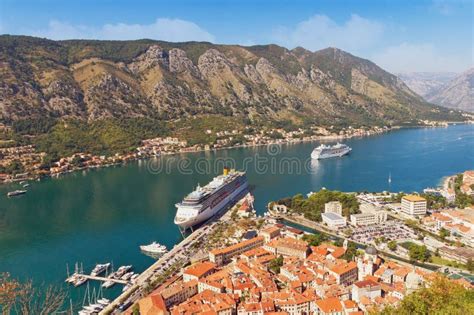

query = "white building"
[
  {"left": 401, "top": 195, "right": 427, "bottom": 217},
  {"left": 351, "top": 201, "right": 387, "bottom": 226},
  {"left": 321, "top": 212, "right": 347, "bottom": 229},
  {"left": 325, "top": 201, "right": 343, "bottom": 215},
  {"left": 351, "top": 279, "right": 381, "bottom": 302},
  {"left": 351, "top": 212, "right": 386, "bottom": 226},
  {"left": 350, "top": 211, "right": 387, "bottom": 226}
]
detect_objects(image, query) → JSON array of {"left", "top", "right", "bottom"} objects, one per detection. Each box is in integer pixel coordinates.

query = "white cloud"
[
  {"left": 26, "top": 18, "right": 215, "bottom": 42},
  {"left": 272, "top": 14, "right": 384, "bottom": 54},
  {"left": 371, "top": 42, "right": 471, "bottom": 73}
]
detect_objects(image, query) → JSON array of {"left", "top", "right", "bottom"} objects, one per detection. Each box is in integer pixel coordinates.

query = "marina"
[
  {"left": 66, "top": 274, "right": 129, "bottom": 286},
  {"left": 0, "top": 124, "right": 472, "bottom": 311},
  {"left": 65, "top": 263, "right": 136, "bottom": 290}
]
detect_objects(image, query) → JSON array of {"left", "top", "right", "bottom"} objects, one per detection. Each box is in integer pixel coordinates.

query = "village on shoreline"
[
  {"left": 2, "top": 119, "right": 468, "bottom": 186},
  {"left": 0, "top": 123, "right": 393, "bottom": 185}
]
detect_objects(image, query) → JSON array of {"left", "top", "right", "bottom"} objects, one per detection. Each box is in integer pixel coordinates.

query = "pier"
[
  {"left": 100, "top": 192, "right": 250, "bottom": 314},
  {"left": 66, "top": 274, "right": 129, "bottom": 285}
]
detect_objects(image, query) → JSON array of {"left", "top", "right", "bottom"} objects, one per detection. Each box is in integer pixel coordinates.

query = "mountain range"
[
  {"left": 396, "top": 72, "right": 458, "bottom": 98},
  {"left": 0, "top": 35, "right": 466, "bottom": 127},
  {"left": 399, "top": 70, "right": 473, "bottom": 113},
  {"left": 426, "top": 69, "right": 473, "bottom": 112}
]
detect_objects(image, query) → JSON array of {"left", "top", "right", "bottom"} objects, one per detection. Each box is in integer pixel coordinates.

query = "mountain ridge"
[
  {"left": 0, "top": 35, "right": 465, "bottom": 126},
  {"left": 397, "top": 72, "right": 458, "bottom": 98},
  {"left": 425, "top": 68, "right": 474, "bottom": 113}
]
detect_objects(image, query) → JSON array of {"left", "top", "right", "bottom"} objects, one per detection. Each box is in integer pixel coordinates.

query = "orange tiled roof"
[
  {"left": 138, "top": 293, "right": 167, "bottom": 315},
  {"left": 316, "top": 297, "right": 343, "bottom": 313},
  {"left": 184, "top": 261, "right": 216, "bottom": 278},
  {"left": 354, "top": 279, "right": 380, "bottom": 289},
  {"left": 330, "top": 261, "right": 357, "bottom": 275},
  {"left": 211, "top": 236, "right": 264, "bottom": 256},
  {"left": 261, "top": 226, "right": 281, "bottom": 235},
  {"left": 343, "top": 299, "right": 358, "bottom": 309}
]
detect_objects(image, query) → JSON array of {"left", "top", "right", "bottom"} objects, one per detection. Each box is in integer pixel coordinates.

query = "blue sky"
[{"left": 0, "top": 0, "right": 472, "bottom": 73}]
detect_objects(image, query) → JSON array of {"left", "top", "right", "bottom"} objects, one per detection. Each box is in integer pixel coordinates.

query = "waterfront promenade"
[{"left": 101, "top": 195, "right": 240, "bottom": 314}]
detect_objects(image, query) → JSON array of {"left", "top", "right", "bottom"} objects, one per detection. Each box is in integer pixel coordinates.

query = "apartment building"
[
  {"left": 210, "top": 236, "right": 265, "bottom": 266},
  {"left": 401, "top": 195, "right": 427, "bottom": 217}
]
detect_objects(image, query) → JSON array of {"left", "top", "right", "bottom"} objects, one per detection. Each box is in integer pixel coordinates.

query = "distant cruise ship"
[
  {"left": 174, "top": 168, "right": 248, "bottom": 230},
  {"left": 311, "top": 143, "right": 352, "bottom": 160}
]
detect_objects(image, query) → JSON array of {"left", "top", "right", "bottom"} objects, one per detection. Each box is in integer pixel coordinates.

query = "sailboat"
[{"left": 388, "top": 172, "right": 392, "bottom": 184}]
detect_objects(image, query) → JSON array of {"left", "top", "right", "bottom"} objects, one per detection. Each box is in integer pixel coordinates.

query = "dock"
[
  {"left": 66, "top": 274, "right": 129, "bottom": 285},
  {"left": 100, "top": 192, "right": 250, "bottom": 314}
]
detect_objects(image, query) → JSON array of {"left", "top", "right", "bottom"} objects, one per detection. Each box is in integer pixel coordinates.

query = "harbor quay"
[{"left": 101, "top": 190, "right": 251, "bottom": 314}]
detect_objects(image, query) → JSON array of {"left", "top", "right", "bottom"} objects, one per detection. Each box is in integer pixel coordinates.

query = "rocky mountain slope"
[
  {"left": 0, "top": 35, "right": 464, "bottom": 126},
  {"left": 425, "top": 69, "right": 474, "bottom": 112},
  {"left": 397, "top": 72, "right": 458, "bottom": 98}
]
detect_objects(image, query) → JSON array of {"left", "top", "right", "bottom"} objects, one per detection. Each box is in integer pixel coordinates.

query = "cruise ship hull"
[
  {"left": 174, "top": 181, "right": 248, "bottom": 229},
  {"left": 311, "top": 148, "right": 351, "bottom": 159}
]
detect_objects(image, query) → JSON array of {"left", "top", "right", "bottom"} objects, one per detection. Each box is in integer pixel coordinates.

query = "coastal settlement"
[{"left": 102, "top": 170, "right": 474, "bottom": 314}]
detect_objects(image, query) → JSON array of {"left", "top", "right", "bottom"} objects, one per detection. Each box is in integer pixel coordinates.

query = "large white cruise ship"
[
  {"left": 174, "top": 168, "right": 248, "bottom": 230},
  {"left": 311, "top": 143, "right": 352, "bottom": 159}
]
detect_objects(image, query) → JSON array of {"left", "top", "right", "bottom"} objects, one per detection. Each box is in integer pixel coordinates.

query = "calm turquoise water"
[{"left": 0, "top": 124, "right": 472, "bottom": 305}]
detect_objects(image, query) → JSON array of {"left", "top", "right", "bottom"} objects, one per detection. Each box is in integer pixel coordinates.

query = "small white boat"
[
  {"left": 131, "top": 274, "right": 139, "bottom": 282},
  {"left": 74, "top": 276, "right": 87, "bottom": 287},
  {"left": 120, "top": 271, "right": 134, "bottom": 281},
  {"left": 114, "top": 265, "right": 132, "bottom": 278},
  {"left": 101, "top": 280, "right": 115, "bottom": 288},
  {"left": 90, "top": 263, "right": 110, "bottom": 276},
  {"left": 65, "top": 274, "right": 77, "bottom": 283},
  {"left": 83, "top": 304, "right": 103, "bottom": 313},
  {"left": 97, "top": 298, "right": 111, "bottom": 306},
  {"left": 122, "top": 284, "right": 131, "bottom": 292},
  {"left": 7, "top": 190, "right": 27, "bottom": 197},
  {"left": 140, "top": 241, "right": 167, "bottom": 254}
]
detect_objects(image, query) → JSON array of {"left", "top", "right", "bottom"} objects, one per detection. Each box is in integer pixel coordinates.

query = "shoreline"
[
  {"left": 1, "top": 122, "right": 470, "bottom": 187},
  {"left": 1, "top": 126, "right": 391, "bottom": 185}
]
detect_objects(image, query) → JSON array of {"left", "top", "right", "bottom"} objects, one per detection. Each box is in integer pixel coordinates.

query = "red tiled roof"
[
  {"left": 316, "top": 297, "right": 343, "bottom": 313},
  {"left": 184, "top": 261, "right": 216, "bottom": 278}
]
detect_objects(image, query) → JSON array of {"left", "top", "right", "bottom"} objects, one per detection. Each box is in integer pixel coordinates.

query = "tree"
[
  {"left": 0, "top": 273, "right": 20, "bottom": 315},
  {"left": 285, "top": 189, "right": 360, "bottom": 222},
  {"left": 269, "top": 255, "right": 284, "bottom": 274},
  {"left": 333, "top": 239, "right": 343, "bottom": 247},
  {"left": 420, "top": 193, "right": 447, "bottom": 210},
  {"left": 466, "top": 259, "right": 474, "bottom": 273},
  {"left": 302, "top": 233, "right": 328, "bottom": 246},
  {"left": 390, "top": 192, "right": 405, "bottom": 203},
  {"left": 408, "top": 244, "right": 431, "bottom": 263},
  {"left": 404, "top": 219, "right": 419, "bottom": 230},
  {"left": 343, "top": 241, "right": 358, "bottom": 261},
  {"left": 439, "top": 228, "right": 450, "bottom": 239},
  {"left": 387, "top": 241, "right": 397, "bottom": 251},
  {"left": 132, "top": 303, "right": 140, "bottom": 315},
  {"left": 0, "top": 273, "right": 67, "bottom": 315},
  {"left": 5, "top": 160, "right": 23, "bottom": 174},
  {"left": 373, "top": 274, "right": 474, "bottom": 315}
]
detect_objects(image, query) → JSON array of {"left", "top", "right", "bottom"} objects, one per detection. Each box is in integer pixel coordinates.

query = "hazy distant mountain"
[
  {"left": 426, "top": 69, "right": 474, "bottom": 112},
  {"left": 397, "top": 72, "right": 458, "bottom": 98},
  {"left": 0, "top": 35, "right": 464, "bottom": 126}
]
